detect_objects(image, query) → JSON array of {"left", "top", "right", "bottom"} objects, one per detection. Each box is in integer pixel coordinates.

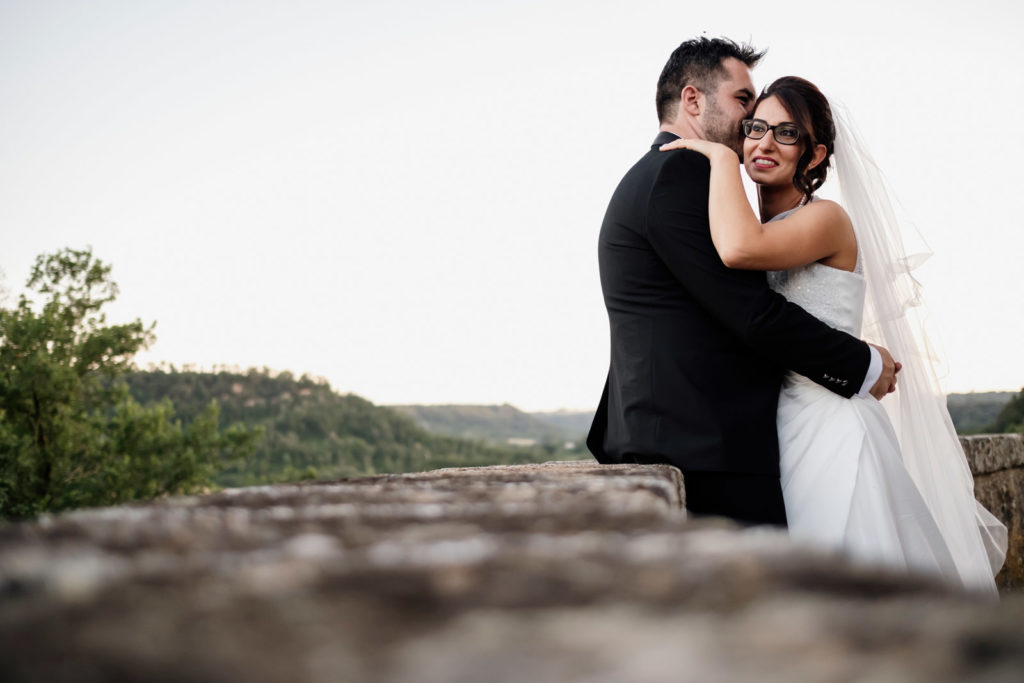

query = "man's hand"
[{"left": 868, "top": 344, "right": 902, "bottom": 400}]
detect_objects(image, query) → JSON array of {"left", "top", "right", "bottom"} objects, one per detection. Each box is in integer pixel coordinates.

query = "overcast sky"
[{"left": 2, "top": 0, "right": 1022, "bottom": 411}]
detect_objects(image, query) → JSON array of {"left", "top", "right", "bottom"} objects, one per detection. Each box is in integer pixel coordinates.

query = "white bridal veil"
[{"left": 829, "top": 102, "right": 1008, "bottom": 594}]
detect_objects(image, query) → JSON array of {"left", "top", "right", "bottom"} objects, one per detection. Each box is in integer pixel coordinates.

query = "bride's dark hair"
[{"left": 756, "top": 76, "right": 834, "bottom": 199}]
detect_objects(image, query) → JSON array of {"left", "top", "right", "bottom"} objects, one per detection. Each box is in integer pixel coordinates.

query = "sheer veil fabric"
[{"left": 829, "top": 101, "right": 1007, "bottom": 593}]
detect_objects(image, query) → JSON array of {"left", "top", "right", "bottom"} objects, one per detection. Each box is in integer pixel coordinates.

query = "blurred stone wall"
[
  {"left": 1, "top": 445, "right": 1023, "bottom": 682},
  {"left": 963, "top": 434, "right": 1024, "bottom": 588}
]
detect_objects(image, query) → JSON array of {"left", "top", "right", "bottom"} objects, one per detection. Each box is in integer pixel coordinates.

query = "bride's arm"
[{"left": 659, "top": 139, "right": 851, "bottom": 271}]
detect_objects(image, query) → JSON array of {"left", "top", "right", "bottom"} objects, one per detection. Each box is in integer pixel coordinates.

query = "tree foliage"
[
  {"left": 985, "top": 387, "right": 1024, "bottom": 434},
  {"left": 946, "top": 391, "right": 1016, "bottom": 434},
  {"left": 0, "top": 249, "right": 256, "bottom": 519},
  {"left": 124, "top": 368, "right": 578, "bottom": 487}
]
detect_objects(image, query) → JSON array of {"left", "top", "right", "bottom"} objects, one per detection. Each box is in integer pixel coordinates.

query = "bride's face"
[{"left": 742, "top": 96, "right": 803, "bottom": 188}]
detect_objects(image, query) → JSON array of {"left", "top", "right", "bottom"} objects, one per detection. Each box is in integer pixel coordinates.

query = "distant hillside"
[
  {"left": 947, "top": 391, "right": 1017, "bottom": 434},
  {"left": 124, "top": 369, "right": 577, "bottom": 487},
  {"left": 390, "top": 393, "right": 1013, "bottom": 442},
  {"left": 532, "top": 410, "right": 595, "bottom": 438},
  {"left": 388, "top": 404, "right": 585, "bottom": 446}
]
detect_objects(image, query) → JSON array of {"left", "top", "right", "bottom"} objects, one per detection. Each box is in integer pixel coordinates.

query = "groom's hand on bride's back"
[{"left": 868, "top": 344, "right": 901, "bottom": 400}]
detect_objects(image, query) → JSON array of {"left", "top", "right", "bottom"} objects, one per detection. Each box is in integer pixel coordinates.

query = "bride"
[{"left": 661, "top": 76, "right": 1006, "bottom": 595}]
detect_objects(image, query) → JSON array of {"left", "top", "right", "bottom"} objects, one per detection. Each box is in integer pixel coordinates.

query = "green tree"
[
  {"left": 986, "top": 387, "right": 1024, "bottom": 434},
  {"left": 0, "top": 248, "right": 256, "bottom": 519},
  {"left": 121, "top": 367, "right": 578, "bottom": 487}
]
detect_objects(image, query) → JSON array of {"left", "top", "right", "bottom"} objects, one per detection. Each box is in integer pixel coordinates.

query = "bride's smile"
[
  {"left": 739, "top": 93, "right": 829, "bottom": 221},
  {"left": 742, "top": 96, "right": 805, "bottom": 188}
]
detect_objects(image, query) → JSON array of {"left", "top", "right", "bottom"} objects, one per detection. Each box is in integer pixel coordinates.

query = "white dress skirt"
[{"left": 768, "top": 261, "right": 965, "bottom": 587}]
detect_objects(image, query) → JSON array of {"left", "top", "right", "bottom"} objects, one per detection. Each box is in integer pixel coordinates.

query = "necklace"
[{"left": 797, "top": 193, "right": 809, "bottom": 208}]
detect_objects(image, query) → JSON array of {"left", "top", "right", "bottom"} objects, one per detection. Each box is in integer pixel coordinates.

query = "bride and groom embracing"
[{"left": 586, "top": 37, "right": 1007, "bottom": 595}]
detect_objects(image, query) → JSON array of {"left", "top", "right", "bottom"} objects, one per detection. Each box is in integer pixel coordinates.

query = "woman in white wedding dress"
[{"left": 662, "top": 76, "right": 1006, "bottom": 595}]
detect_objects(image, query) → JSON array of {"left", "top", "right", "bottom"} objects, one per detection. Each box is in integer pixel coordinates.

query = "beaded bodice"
[
  {"left": 765, "top": 200, "right": 865, "bottom": 336},
  {"left": 767, "top": 264, "right": 864, "bottom": 336}
]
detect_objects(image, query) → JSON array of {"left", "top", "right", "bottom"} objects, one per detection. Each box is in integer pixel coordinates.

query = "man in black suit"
[{"left": 587, "top": 37, "right": 897, "bottom": 526}]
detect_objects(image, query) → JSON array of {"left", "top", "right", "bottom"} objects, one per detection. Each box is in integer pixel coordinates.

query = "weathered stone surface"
[
  {"left": 2, "top": 461, "right": 1022, "bottom": 682},
  {"left": 975, "top": 467, "right": 1024, "bottom": 590},
  {"left": 963, "top": 435, "right": 1024, "bottom": 589},
  {"left": 962, "top": 434, "right": 1024, "bottom": 476}
]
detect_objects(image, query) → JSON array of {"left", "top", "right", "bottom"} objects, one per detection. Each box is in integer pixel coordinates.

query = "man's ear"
[
  {"left": 680, "top": 85, "right": 703, "bottom": 116},
  {"left": 807, "top": 143, "right": 828, "bottom": 171}
]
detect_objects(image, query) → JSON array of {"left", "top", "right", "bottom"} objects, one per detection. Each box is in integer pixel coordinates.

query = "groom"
[{"left": 587, "top": 37, "right": 897, "bottom": 526}]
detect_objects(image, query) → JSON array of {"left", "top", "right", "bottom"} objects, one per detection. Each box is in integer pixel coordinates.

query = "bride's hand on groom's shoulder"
[{"left": 659, "top": 138, "right": 737, "bottom": 164}]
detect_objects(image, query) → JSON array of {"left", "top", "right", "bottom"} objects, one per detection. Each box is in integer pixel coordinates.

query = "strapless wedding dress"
[{"left": 768, "top": 260, "right": 964, "bottom": 586}]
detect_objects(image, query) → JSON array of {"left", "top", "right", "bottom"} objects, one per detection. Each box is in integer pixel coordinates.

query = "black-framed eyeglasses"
[{"left": 742, "top": 118, "right": 801, "bottom": 145}]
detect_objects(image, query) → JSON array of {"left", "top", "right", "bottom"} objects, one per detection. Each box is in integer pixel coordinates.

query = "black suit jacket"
[{"left": 587, "top": 132, "right": 870, "bottom": 475}]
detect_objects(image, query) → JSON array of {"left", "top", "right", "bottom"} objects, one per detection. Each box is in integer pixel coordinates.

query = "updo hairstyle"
[{"left": 756, "top": 76, "right": 835, "bottom": 199}]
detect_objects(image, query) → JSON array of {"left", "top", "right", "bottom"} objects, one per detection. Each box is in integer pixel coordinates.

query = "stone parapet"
[
  {"left": 2, "top": 460, "right": 1023, "bottom": 681},
  {"left": 961, "top": 434, "right": 1024, "bottom": 475},
  {"left": 964, "top": 435, "right": 1024, "bottom": 589}
]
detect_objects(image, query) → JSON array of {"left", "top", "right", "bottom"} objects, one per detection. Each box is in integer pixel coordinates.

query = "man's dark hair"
[{"left": 656, "top": 37, "right": 765, "bottom": 124}]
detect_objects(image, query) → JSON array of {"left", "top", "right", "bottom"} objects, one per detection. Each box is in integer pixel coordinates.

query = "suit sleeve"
[{"left": 646, "top": 150, "right": 870, "bottom": 397}]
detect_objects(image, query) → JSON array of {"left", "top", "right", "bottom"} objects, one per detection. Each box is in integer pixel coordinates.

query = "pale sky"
[{"left": 2, "top": 0, "right": 1022, "bottom": 411}]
